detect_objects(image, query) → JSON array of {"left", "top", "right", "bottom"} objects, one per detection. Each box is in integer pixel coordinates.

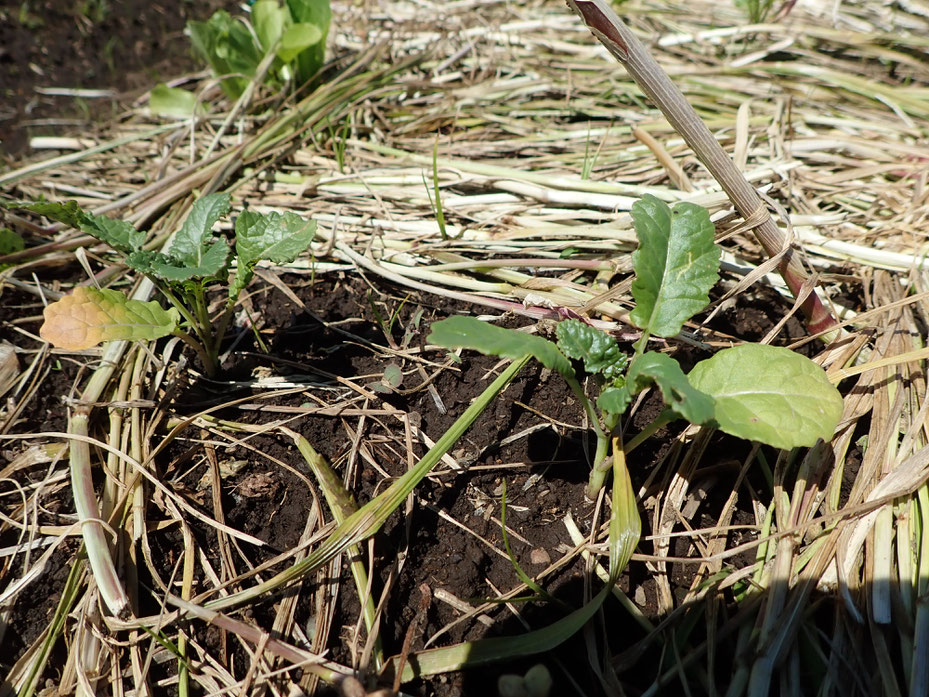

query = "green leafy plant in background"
[
  {"left": 734, "top": 0, "right": 778, "bottom": 23},
  {"left": 27, "top": 193, "right": 315, "bottom": 375},
  {"left": 429, "top": 194, "right": 843, "bottom": 499},
  {"left": 188, "top": 0, "right": 331, "bottom": 100}
]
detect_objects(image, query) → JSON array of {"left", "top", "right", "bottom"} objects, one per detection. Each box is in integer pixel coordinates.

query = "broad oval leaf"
[
  {"left": 40, "top": 286, "right": 179, "bottom": 350},
  {"left": 428, "top": 316, "right": 574, "bottom": 380},
  {"left": 627, "top": 351, "right": 715, "bottom": 425},
  {"left": 629, "top": 195, "right": 720, "bottom": 338},
  {"left": 688, "top": 343, "right": 843, "bottom": 449},
  {"left": 556, "top": 319, "right": 627, "bottom": 383}
]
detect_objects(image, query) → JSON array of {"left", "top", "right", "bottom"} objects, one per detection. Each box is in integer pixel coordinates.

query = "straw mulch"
[{"left": 2, "top": 0, "right": 929, "bottom": 695}]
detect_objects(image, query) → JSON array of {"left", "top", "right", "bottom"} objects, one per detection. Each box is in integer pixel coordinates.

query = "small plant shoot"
[
  {"left": 429, "top": 194, "right": 843, "bottom": 507},
  {"left": 33, "top": 194, "right": 316, "bottom": 375},
  {"left": 188, "top": 0, "right": 331, "bottom": 100}
]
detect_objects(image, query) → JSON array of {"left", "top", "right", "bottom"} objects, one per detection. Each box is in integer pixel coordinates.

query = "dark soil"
[
  {"left": 0, "top": 0, "right": 231, "bottom": 158},
  {"left": 0, "top": 257, "right": 814, "bottom": 695}
]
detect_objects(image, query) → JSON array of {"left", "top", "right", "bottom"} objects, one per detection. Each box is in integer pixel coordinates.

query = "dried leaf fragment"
[{"left": 40, "top": 286, "right": 179, "bottom": 350}]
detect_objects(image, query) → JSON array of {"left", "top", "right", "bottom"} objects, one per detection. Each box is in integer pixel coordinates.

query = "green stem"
[
  {"left": 625, "top": 409, "right": 673, "bottom": 455},
  {"left": 172, "top": 328, "right": 216, "bottom": 376}
]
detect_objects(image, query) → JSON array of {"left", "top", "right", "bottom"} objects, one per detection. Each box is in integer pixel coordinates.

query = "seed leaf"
[
  {"left": 629, "top": 195, "right": 719, "bottom": 337},
  {"left": 428, "top": 316, "right": 574, "bottom": 380},
  {"left": 627, "top": 351, "right": 715, "bottom": 425},
  {"left": 688, "top": 344, "right": 843, "bottom": 448},
  {"left": 230, "top": 209, "right": 316, "bottom": 301},
  {"left": 21, "top": 200, "right": 145, "bottom": 253},
  {"left": 556, "top": 319, "right": 627, "bottom": 384},
  {"left": 40, "top": 286, "right": 179, "bottom": 350}
]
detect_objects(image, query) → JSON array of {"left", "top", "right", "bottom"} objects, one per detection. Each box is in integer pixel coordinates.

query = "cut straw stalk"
[{"left": 564, "top": 0, "right": 838, "bottom": 336}]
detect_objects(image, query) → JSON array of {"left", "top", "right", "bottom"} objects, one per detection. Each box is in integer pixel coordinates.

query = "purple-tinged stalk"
[{"left": 564, "top": 0, "right": 837, "bottom": 336}]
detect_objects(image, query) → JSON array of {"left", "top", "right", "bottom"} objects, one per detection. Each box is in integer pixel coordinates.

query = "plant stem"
[
  {"left": 625, "top": 410, "right": 674, "bottom": 455},
  {"left": 172, "top": 328, "right": 216, "bottom": 375},
  {"left": 565, "top": 0, "right": 838, "bottom": 337}
]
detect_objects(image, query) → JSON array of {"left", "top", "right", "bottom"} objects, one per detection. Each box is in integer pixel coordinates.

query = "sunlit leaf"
[
  {"left": 168, "top": 193, "right": 231, "bottom": 267},
  {"left": 428, "top": 316, "right": 574, "bottom": 380},
  {"left": 689, "top": 343, "right": 843, "bottom": 448},
  {"left": 629, "top": 195, "right": 719, "bottom": 338},
  {"left": 627, "top": 351, "right": 715, "bottom": 424},
  {"left": 556, "top": 319, "right": 627, "bottom": 383},
  {"left": 230, "top": 209, "right": 315, "bottom": 301},
  {"left": 40, "top": 286, "right": 179, "bottom": 350},
  {"left": 20, "top": 200, "right": 145, "bottom": 253}
]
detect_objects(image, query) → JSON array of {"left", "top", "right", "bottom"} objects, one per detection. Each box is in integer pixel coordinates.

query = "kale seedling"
[
  {"left": 188, "top": 0, "right": 331, "bottom": 100},
  {"left": 428, "top": 195, "right": 843, "bottom": 498},
  {"left": 32, "top": 193, "right": 316, "bottom": 376}
]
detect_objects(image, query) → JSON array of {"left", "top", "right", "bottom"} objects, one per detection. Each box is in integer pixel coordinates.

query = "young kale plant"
[
  {"left": 188, "top": 0, "right": 331, "bottom": 100},
  {"left": 428, "top": 195, "right": 844, "bottom": 499},
  {"left": 30, "top": 193, "right": 315, "bottom": 376}
]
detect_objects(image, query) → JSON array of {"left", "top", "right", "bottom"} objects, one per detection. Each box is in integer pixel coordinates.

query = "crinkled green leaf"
[
  {"left": 127, "top": 241, "right": 230, "bottom": 282},
  {"left": 629, "top": 195, "right": 720, "bottom": 338},
  {"left": 40, "top": 286, "right": 179, "bottom": 350},
  {"left": 21, "top": 200, "right": 144, "bottom": 253},
  {"left": 230, "top": 209, "right": 315, "bottom": 301},
  {"left": 627, "top": 351, "right": 715, "bottom": 425},
  {"left": 149, "top": 84, "right": 202, "bottom": 118},
  {"left": 428, "top": 316, "right": 574, "bottom": 380},
  {"left": 597, "top": 386, "right": 631, "bottom": 416},
  {"left": 168, "top": 193, "right": 231, "bottom": 266},
  {"left": 556, "top": 319, "right": 627, "bottom": 383},
  {"left": 688, "top": 344, "right": 843, "bottom": 449}
]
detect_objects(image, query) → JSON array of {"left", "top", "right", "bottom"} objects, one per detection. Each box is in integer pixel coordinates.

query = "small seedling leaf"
[
  {"left": 230, "top": 209, "right": 315, "bottom": 300},
  {"left": 556, "top": 319, "right": 627, "bottom": 383},
  {"left": 40, "top": 286, "right": 179, "bottom": 350},
  {"left": 428, "top": 316, "right": 574, "bottom": 380},
  {"left": 627, "top": 351, "right": 715, "bottom": 425},
  {"left": 688, "top": 344, "right": 843, "bottom": 449},
  {"left": 629, "top": 195, "right": 719, "bottom": 338},
  {"left": 149, "top": 84, "right": 202, "bottom": 118},
  {"left": 383, "top": 363, "right": 403, "bottom": 388},
  {"left": 21, "top": 200, "right": 145, "bottom": 253},
  {"left": 168, "top": 193, "right": 232, "bottom": 267}
]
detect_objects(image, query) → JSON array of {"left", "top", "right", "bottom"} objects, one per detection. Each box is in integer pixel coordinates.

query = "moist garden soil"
[{"left": 0, "top": 262, "right": 831, "bottom": 695}]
